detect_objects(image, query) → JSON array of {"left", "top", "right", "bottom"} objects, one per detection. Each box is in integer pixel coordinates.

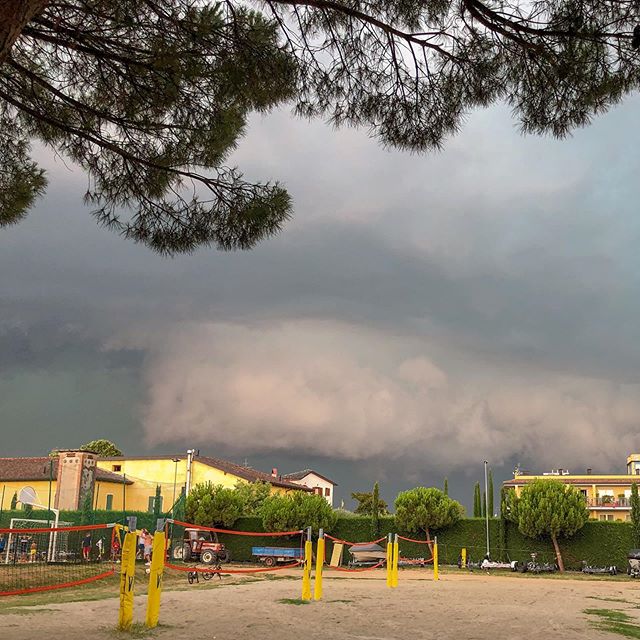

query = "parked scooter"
[{"left": 581, "top": 560, "right": 618, "bottom": 575}]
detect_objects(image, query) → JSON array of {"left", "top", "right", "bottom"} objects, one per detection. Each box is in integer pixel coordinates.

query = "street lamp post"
[{"left": 483, "top": 460, "right": 490, "bottom": 557}]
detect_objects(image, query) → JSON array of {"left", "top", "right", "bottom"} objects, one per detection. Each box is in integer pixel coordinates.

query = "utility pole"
[
  {"left": 186, "top": 449, "right": 195, "bottom": 496},
  {"left": 484, "top": 460, "right": 490, "bottom": 557},
  {"left": 171, "top": 458, "right": 180, "bottom": 516}
]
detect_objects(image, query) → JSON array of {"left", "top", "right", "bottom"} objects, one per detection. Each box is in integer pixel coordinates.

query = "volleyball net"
[{"left": 0, "top": 521, "right": 119, "bottom": 596}]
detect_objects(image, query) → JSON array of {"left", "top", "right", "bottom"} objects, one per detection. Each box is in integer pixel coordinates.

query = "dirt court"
[{"left": 2, "top": 570, "right": 640, "bottom": 640}]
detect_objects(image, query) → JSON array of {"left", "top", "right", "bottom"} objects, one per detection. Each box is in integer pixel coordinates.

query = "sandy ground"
[{"left": 3, "top": 570, "right": 640, "bottom": 640}]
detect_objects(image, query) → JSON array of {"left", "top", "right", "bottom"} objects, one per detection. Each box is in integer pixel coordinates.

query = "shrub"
[
  {"left": 185, "top": 482, "right": 244, "bottom": 528},
  {"left": 260, "top": 492, "right": 337, "bottom": 533}
]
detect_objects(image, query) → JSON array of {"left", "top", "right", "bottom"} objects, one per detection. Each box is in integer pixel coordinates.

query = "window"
[
  {"left": 324, "top": 487, "right": 330, "bottom": 496},
  {"left": 314, "top": 487, "right": 322, "bottom": 495},
  {"left": 105, "top": 494, "right": 113, "bottom": 511},
  {"left": 599, "top": 514, "right": 614, "bottom": 521},
  {"left": 148, "top": 496, "right": 163, "bottom": 513},
  {"left": 112, "top": 465, "right": 122, "bottom": 472}
]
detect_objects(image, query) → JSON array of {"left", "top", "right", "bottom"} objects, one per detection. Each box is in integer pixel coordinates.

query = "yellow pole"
[
  {"left": 314, "top": 529, "right": 324, "bottom": 601},
  {"left": 118, "top": 529, "right": 137, "bottom": 630},
  {"left": 386, "top": 534, "right": 393, "bottom": 588},
  {"left": 145, "top": 530, "right": 166, "bottom": 628},
  {"left": 391, "top": 534, "right": 399, "bottom": 588},
  {"left": 433, "top": 538, "right": 439, "bottom": 581},
  {"left": 461, "top": 547, "right": 466, "bottom": 569},
  {"left": 301, "top": 527, "right": 312, "bottom": 601}
]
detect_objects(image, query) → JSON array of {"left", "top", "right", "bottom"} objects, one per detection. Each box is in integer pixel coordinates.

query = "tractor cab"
[{"left": 172, "top": 527, "right": 231, "bottom": 564}]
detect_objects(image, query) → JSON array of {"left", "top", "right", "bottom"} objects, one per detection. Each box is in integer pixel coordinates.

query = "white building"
[{"left": 282, "top": 469, "right": 338, "bottom": 506}]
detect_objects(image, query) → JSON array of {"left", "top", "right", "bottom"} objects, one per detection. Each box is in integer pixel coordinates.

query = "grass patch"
[
  {"left": 278, "top": 598, "right": 310, "bottom": 606},
  {"left": 584, "top": 609, "right": 633, "bottom": 623},
  {"left": 585, "top": 608, "right": 640, "bottom": 638},
  {"left": 328, "top": 599, "right": 354, "bottom": 604},
  {"left": 112, "top": 622, "right": 155, "bottom": 639},
  {"left": 588, "top": 596, "right": 635, "bottom": 605}
]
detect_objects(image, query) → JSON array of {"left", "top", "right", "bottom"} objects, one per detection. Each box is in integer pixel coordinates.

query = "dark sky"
[{"left": 2, "top": 99, "right": 640, "bottom": 511}]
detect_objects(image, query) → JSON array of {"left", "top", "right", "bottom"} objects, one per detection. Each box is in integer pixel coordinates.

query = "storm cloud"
[{"left": 2, "top": 96, "right": 640, "bottom": 505}]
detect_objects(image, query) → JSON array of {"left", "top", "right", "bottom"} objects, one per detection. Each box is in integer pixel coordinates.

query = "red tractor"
[{"left": 172, "top": 528, "right": 231, "bottom": 564}]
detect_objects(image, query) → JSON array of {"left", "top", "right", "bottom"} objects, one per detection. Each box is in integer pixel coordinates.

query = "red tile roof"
[
  {"left": 0, "top": 457, "right": 132, "bottom": 484},
  {"left": 97, "top": 454, "right": 312, "bottom": 491}
]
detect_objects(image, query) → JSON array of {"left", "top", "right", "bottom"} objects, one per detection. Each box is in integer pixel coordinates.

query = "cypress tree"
[
  {"left": 443, "top": 478, "right": 448, "bottom": 496},
  {"left": 153, "top": 485, "right": 162, "bottom": 521},
  {"left": 473, "top": 483, "right": 481, "bottom": 517},
  {"left": 488, "top": 469, "right": 494, "bottom": 517},
  {"left": 482, "top": 491, "right": 486, "bottom": 518},
  {"left": 372, "top": 482, "right": 381, "bottom": 537},
  {"left": 10, "top": 492, "right": 17, "bottom": 510},
  {"left": 631, "top": 483, "right": 640, "bottom": 548}
]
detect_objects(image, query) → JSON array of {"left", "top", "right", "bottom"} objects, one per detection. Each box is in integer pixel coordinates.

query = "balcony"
[{"left": 587, "top": 498, "right": 631, "bottom": 509}]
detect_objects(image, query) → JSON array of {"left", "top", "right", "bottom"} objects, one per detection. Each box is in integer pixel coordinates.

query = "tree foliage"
[
  {"left": 443, "top": 478, "right": 448, "bottom": 496},
  {"left": 79, "top": 439, "right": 123, "bottom": 457},
  {"left": 3, "top": 1, "right": 640, "bottom": 252},
  {"left": 259, "top": 491, "right": 337, "bottom": 534},
  {"left": 488, "top": 469, "right": 494, "bottom": 518},
  {"left": 234, "top": 480, "right": 272, "bottom": 516},
  {"left": 394, "top": 487, "right": 464, "bottom": 539},
  {"left": 473, "top": 482, "right": 481, "bottom": 517},
  {"left": 508, "top": 479, "right": 589, "bottom": 571},
  {"left": 631, "top": 483, "right": 640, "bottom": 548},
  {"left": 152, "top": 485, "right": 162, "bottom": 520},
  {"left": 10, "top": 492, "right": 17, "bottom": 510},
  {"left": 185, "top": 482, "right": 244, "bottom": 528},
  {"left": 351, "top": 488, "right": 389, "bottom": 516},
  {"left": 80, "top": 490, "right": 93, "bottom": 525}
]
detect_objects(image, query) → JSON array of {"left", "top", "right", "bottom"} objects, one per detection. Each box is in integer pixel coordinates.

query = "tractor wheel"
[
  {"left": 183, "top": 544, "right": 192, "bottom": 562},
  {"left": 172, "top": 545, "right": 183, "bottom": 561},
  {"left": 264, "top": 556, "right": 276, "bottom": 567},
  {"left": 200, "top": 549, "right": 216, "bottom": 565},
  {"left": 218, "top": 550, "right": 231, "bottom": 564}
]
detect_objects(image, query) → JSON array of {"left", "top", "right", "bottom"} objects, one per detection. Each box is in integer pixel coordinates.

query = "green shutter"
[{"left": 105, "top": 494, "right": 113, "bottom": 511}]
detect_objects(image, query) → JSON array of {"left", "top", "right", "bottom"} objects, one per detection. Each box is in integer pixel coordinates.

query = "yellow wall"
[
  {"left": 0, "top": 480, "right": 54, "bottom": 511},
  {"left": 1, "top": 459, "right": 299, "bottom": 516},
  {"left": 95, "top": 458, "right": 296, "bottom": 513},
  {"left": 0, "top": 479, "right": 124, "bottom": 513}
]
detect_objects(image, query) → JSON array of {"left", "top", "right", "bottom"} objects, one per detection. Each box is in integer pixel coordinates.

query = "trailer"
[{"left": 252, "top": 546, "right": 303, "bottom": 567}]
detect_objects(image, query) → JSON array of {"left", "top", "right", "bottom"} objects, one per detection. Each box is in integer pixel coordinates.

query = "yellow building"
[
  {"left": 503, "top": 454, "right": 640, "bottom": 522},
  {"left": 0, "top": 452, "right": 310, "bottom": 515},
  {"left": 0, "top": 455, "right": 130, "bottom": 514}
]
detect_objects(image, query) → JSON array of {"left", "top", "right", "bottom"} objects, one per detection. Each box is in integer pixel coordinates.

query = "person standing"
[
  {"left": 137, "top": 529, "right": 146, "bottom": 560},
  {"left": 96, "top": 537, "right": 104, "bottom": 561},
  {"left": 82, "top": 532, "right": 92, "bottom": 561},
  {"left": 144, "top": 529, "right": 153, "bottom": 565}
]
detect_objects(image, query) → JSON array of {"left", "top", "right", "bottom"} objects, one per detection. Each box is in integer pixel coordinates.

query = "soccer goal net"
[{"left": 0, "top": 521, "right": 119, "bottom": 596}]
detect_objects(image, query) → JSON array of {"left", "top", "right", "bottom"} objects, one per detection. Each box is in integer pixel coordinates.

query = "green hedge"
[
  {"left": 1, "top": 508, "right": 634, "bottom": 569},
  {"left": 0, "top": 508, "right": 159, "bottom": 531}
]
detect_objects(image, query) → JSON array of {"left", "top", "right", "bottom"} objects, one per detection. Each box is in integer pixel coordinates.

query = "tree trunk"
[
  {"left": 425, "top": 528, "right": 434, "bottom": 555},
  {"left": 0, "top": 0, "right": 49, "bottom": 65},
  {"left": 551, "top": 533, "right": 564, "bottom": 572}
]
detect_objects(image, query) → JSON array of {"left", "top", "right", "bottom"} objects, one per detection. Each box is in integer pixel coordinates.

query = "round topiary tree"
[
  {"left": 259, "top": 491, "right": 337, "bottom": 534},
  {"left": 79, "top": 439, "right": 123, "bottom": 457},
  {"left": 394, "top": 487, "right": 464, "bottom": 549},
  {"left": 510, "top": 479, "right": 588, "bottom": 572},
  {"left": 185, "top": 482, "right": 245, "bottom": 528}
]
